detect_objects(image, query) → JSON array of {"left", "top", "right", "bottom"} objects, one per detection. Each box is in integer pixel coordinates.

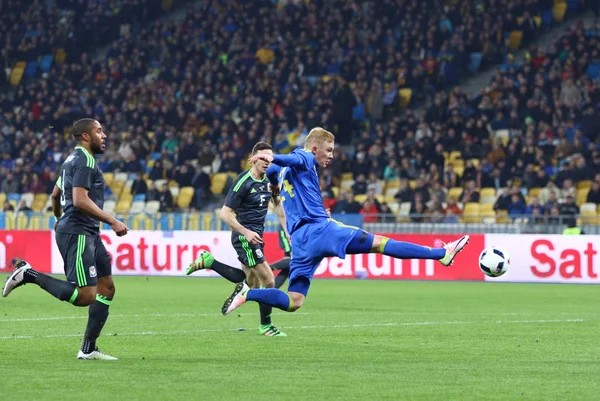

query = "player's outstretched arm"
[
  {"left": 219, "top": 205, "right": 263, "bottom": 245},
  {"left": 72, "top": 187, "right": 128, "bottom": 236},
  {"left": 249, "top": 153, "right": 304, "bottom": 168}
]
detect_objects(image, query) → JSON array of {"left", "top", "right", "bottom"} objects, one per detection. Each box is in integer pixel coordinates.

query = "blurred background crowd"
[{"left": 1, "top": 0, "right": 599, "bottom": 228}]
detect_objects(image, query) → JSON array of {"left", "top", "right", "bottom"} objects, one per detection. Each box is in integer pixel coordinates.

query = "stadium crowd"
[{"left": 0, "top": 0, "right": 598, "bottom": 224}]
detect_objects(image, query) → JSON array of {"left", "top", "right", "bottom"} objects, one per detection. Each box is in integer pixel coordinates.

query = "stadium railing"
[{"left": 1, "top": 212, "right": 597, "bottom": 234}]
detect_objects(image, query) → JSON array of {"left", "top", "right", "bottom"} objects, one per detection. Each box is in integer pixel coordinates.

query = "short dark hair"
[
  {"left": 251, "top": 142, "right": 273, "bottom": 155},
  {"left": 71, "top": 118, "right": 98, "bottom": 141}
]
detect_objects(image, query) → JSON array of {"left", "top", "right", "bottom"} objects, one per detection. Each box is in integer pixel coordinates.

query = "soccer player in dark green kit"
[
  {"left": 187, "top": 142, "right": 290, "bottom": 336},
  {"left": 2, "top": 118, "right": 129, "bottom": 360}
]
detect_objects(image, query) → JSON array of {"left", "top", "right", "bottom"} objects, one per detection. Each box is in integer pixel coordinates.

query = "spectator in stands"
[
  {"left": 559, "top": 179, "right": 576, "bottom": 202},
  {"left": 444, "top": 197, "right": 462, "bottom": 223},
  {"left": 366, "top": 173, "right": 383, "bottom": 195},
  {"left": 526, "top": 197, "right": 544, "bottom": 216},
  {"left": 508, "top": 194, "right": 528, "bottom": 219},
  {"left": 460, "top": 180, "right": 481, "bottom": 203},
  {"left": 494, "top": 188, "right": 512, "bottom": 211},
  {"left": 430, "top": 181, "right": 446, "bottom": 204},
  {"left": 360, "top": 199, "right": 378, "bottom": 223},
  {"left": 539, "top": 181, "right": 561, "bottom": 205},
  {"left": 157, "top": 183, "right": 173, "bottom": 212},
  {"left": 442, "top": 164, "right": 460, "bottom": 188},
  {"left": 3, "top": 201, "right": 14, "bottom": 211},
  {"left": 383, "top": 160, "right": 399, "bottom": 182},
  {"left": 351, "top": 174, "right": 368, "bottom": 195},
  {"left": 17, "top": 200, "right": 31, "bottom": 213},
  {"left": 378, "top": 203, "right": 396, "bottom": 223},
  {"left": 543, "top": 191, "right": 560, "bottom": 214},
  {"left": 587, "top": 181, "right": 600, "bottom": 204},
  {"left": 333, "top": 191, "right": 360, "bottom": 214},
  {"left": 191, "top": 166, "right": 211, "bottom": 210},
  {"left": 559, "top": 195, "right": 580, "bottom": 218},
  {"left": 131, "top": 173, "right": 148, "bottom": 198},
  {"left": 28, "top": 173, "right": 45, "bottom": 194},
  {"left": 175, "top": 164, "right": 194, "bottom": 187},
  {"left": 322, "top": 191, "right": 337, "bottom": 213},
  {"left": 1, "top": 173, "right": 19, "bottom": 193}
]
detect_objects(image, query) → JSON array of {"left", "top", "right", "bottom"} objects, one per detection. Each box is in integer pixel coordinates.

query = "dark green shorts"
[
  {"left": 231, "top": 232, "right": 265, "bottom": 268},
  {"left": 55, "top": 232, "right": 112, "bottom": 287}
]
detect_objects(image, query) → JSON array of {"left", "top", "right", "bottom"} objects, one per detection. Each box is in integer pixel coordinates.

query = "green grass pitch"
[{"left": 1, "top": 275, "right": 599, "bottom": 400}]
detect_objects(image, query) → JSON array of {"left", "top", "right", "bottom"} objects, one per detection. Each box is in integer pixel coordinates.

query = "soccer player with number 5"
[{"left": 188, "top": 142, "right": 289, "bottom": 336}]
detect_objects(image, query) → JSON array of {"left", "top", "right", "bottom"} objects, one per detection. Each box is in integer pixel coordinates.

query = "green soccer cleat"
[
  {"left": 259, "top": 324, "right": 287, "bottom": 337},
  {"left": 186, "top": 250, "right": 215, "bottom": 275}
]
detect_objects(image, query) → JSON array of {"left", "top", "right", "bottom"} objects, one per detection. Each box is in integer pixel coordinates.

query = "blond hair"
[{"left": 305, "top": 127, "right": 335, "bottom": 147}]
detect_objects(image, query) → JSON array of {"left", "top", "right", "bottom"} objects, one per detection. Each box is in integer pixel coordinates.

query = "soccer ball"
[{"left": 479, "top": 246, "right": 510, "bottom": 277}]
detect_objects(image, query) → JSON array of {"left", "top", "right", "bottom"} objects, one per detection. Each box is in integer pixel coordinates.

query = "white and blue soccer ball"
[{"left": 479, "top": 246, "right": 510, "bottom": 277}]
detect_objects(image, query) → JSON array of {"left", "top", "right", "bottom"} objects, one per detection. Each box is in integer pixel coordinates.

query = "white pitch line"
[{"left": 0, "top": 319, "right": 585, "bottom": 340}]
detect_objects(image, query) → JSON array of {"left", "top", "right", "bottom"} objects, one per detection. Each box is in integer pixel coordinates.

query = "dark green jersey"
[
  {"left": 56, "top": 146, "right": 105, "bottom": 236},
  {"left": 223, "top": 170, "right": 271, "bottom": 237}
]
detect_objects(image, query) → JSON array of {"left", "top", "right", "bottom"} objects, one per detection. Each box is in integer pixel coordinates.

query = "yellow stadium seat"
[
  {"left": 354, "top": 194, "right": 367, "bottom": 204},
  {"left": 9, "top": 67, "right": 25, "bottom": 86},
  {"left": 552, "top": 2, "right": 567, "bottom": 21},
  {"left": 470, "top": 159, "right": 480, "bottom": 167},
  {"left": 115, "top": 200, "right": 132, "bottom": 214},
  {"left": 177, "top": 195, "right": 192, "bottom": 209},
  {"left": 462, "top": 203, "right": 480, "bottom": 223},
  {"left": 496, "top": 210, "right": 509, "bottom": 224},
  {"left": 580, "top": 210, "right": 598, "bottom": 225},
  {"left": 119, "top": 193, "right": 133, "bottom": 203},
  {"left": 577, "top": 180, "right": 592, "bottom": 190},
  {"left": 16, "top": 213, "right": 30, "bottom": 229},
  {"left": 188, "top": 213, "right": 200, "bottom": 230},
  {"left": 342, "top": 173, "right": 353, "bottom": 181},
  {"left": 454, "top": 165, "right": 465, "bottom": 177},
  {"left": 0, "top": 193, "right": 7, "bottom": 206},
  {"left": 480, "top": 188, "right": 496, "bottom": 198},
  {"left": 104, "top": 172, "right": 114, "bottom": 186},
  {"left": 481, "top": 211, "right": 496, "bottom": 224},
  {"left": 385, "top": 194, "right": 395, "bottom": 203},
  {"left": 202, "top": 213, "right": 213, "bottom": 230},
  {"left": 528, "top": 187, "right": 541, "bottom": 198},
  {"left": 55, "top": 48, "right": 67, "bottom": 64},
  {"left": 479, "top": 203, "right": 494, "bottom": 213},
  {"left": 408, "top": 180, "right": 416, "bottom": 189},
  {"left": 577, "top": 188, "right": 590, "bottom": 206},
  {"left": 34, "top": 193, "right": 48, "bottom": 204},
  {"left": 4, "top": 212, "right": 15, "bottom": 229},
  {"left": 398, "top": 88, "right": 412, "bottom": 107},
  {"left": 32, "top": 201, "right": 45, "bottom": 212},
  {"left": 385, "top": 180, "right": 400, "bottom": 190},
  {"left": 210, "top": 173, "right": 228, "bottom": 195},
  {"left": 132, "top": 215, "right": 155, "bottom": 230},
  {"left": 331, "top": 187, "right": 339, "bottom": 198},
  {"left": 533, "top": 16, "right": 541, "bottom": 27},
  {"left": 448, "top": 187, "right": 463, "bottom": 200},
  {"left": 180, "top": 186, "right": 194, "bottom": 198},
  {"left": 168, "top": 180, "right": 178, "bottom": 188},
  {"left": 29, "top": 215, "right": 43, "bottom": 230},
  {"left": 452, "top": 159, "right": 465, "bottom": 169},
  {"left": 508, "top": 30, "right": 523, "bottom": 50},
  {"left": 449, "top": 151, "right": 462, "bottom": 162}
]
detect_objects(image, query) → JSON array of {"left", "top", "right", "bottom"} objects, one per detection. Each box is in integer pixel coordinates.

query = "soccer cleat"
[
  {"left": 77, "top": 348, "right": 118, "bottom": 360},
  {"left": 2, "top": 258, "right": 32, "bottom": 298},
  {"left": 221, "top": 282, "right": 249, "bottom": 315},
  {"left": 259, "top": 324, "right": 287, "bottom": 337},
  {"left": 186, "top": 250, "right": 215, "bottom": 275},
  {"left": 438, "top": 235, "right": 470, "bottom": 267}
]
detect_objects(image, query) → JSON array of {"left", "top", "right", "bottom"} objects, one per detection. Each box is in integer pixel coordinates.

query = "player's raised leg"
[{"left": 344, "top": 229, "right": 470, "bottom": 267}]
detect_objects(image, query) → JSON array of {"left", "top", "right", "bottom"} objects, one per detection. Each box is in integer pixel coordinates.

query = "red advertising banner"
[{"left": 0, "top": 230, "right": 52, "bottom": 273}]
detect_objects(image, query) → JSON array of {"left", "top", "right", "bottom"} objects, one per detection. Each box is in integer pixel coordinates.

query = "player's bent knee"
[
  {"left": 98, "top": 276, "right": 115, "bottom": 298},
  {"left": 288, "top": 292, "right": 305, "bottom": 311},
  {"left": 372, "top": 235, "right": 388, "bottom": 253},
  {"left": 77, "top": 286, "right": 97, "bottom": 306}
]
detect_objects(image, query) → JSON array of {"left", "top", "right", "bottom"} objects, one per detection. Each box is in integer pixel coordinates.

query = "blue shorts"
[{"left": 288, "top": 219, "right": 360, "bottom": 296}]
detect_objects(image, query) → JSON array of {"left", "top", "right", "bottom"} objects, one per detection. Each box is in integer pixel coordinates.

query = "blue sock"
[
  {"left": 246, "top": 288, "right": 292, "bottom": 311},
  {"left": 381, "top": 238, "right": 446, "bottom": 260}
]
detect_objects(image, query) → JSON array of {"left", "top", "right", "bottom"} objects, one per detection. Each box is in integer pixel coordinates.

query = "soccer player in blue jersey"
[{"left": 221, "top": 128, "right": 470, "bottom": 315}]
